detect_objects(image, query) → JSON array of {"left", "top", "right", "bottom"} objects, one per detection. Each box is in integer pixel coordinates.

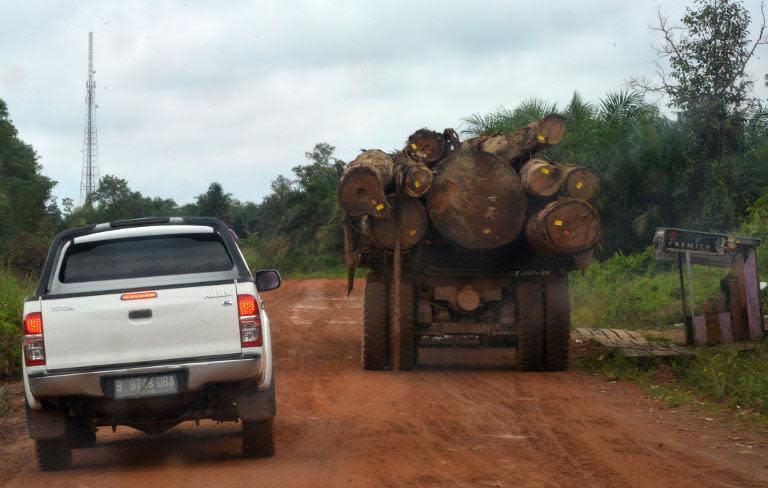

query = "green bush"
[
  {"left": 0, "top": 268, "right": 33, "bottom": 379},
  {"left": 570, "top": 248, "right": 724, "bottom": 329}
]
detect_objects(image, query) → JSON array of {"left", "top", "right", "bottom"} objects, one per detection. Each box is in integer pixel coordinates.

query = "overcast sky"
[{"left": 1, "top": 1, "right": 766, "bottom": 207}]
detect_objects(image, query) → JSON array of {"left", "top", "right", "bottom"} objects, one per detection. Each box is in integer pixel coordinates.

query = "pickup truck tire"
[
  {"left": 516, "top": 282, "right": 545, "bottom": 371},
  {"left": 242, "top": 418, "right": 274, "bottom": 457},
  {"left": 544, "top": 277, "right": 570, "bottom": 371},
  {"left": 362, "top": 276, "right": 389, "bottom": 370},
  {"left": 35, "top": 437, "right": 72, "bottom": 471},
  {"left": 67, "top": 417, "right": 96, "bottom": 448}
]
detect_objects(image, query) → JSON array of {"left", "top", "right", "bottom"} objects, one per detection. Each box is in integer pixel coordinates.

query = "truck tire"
[
  {"left": 35, "top": 437, "right": 72, "bottom": 471},
  {"left": 362, "top": 276, "right": 389, "bottom": 370},
  {"left": 544, "top": 277, "right": 571, "bottom": 371},
  {"left": 242, "top": 418, "right": 274, "bottom": 457},
  {"left": 392, "top": 281, "right": 416, "bottom": 370},
  {"left": 67, "top": 416, "right": 96, "bottom": 448},
  {"left": 516, "top": 282, "right": 545, "bottom": 371}
]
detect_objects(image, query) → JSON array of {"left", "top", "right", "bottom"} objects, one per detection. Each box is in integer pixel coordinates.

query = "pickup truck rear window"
[{"left": 59, "top": 233, "right": 234, "bottom": 283}]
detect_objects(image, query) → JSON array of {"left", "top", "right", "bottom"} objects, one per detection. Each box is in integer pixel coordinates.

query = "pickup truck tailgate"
[{"left": 42, "top": 283, "right": 241, "bottom": 371}]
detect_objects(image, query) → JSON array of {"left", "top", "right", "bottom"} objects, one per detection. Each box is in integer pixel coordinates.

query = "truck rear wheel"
[
  {"left": 242, "top": 418, "right": 274, "bottom": 457},
  {"left": 544, "top": 277, "right": 571, "bottom": 371},
  {"left": 392, "top": 281, "right": 416, "bottom": 370},
  {"left": 362, "top": 275, "right": 389, "bottom": 370},
  {"left": 516, "top": 282, "right": 545, "bottom": 371},
  {"left": 35, "top": 437, "right": 72, "bottom": 471}
]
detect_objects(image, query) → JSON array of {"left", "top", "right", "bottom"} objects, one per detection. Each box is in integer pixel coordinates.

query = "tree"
[
  {"left": 195, "top": 182, "right": 233, "bottom": 224},
  {"left": 0, "top": 99, "right": 57, "bottom": 247},
  {"left": 636, "top": 0, "right": 766, "bottom": 158}
]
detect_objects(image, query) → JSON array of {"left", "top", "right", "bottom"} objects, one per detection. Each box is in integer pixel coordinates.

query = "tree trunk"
[
  {"left": 519, "top": 158, "right": 562, "bottom": 198},
  {"left": 405, "top": 129, "right": 455, "bottom": 167},
  {"left": 366, "top": 194, "right": 428, "bottom": 250},
  {"left": 525, "top": 199, "right": 601, "bottom": 255},
  {"left": 338, "top": 150, "right": 394, "bottom": 219},
  {"left": 557, "top": 163, "right": 601, "bottom": 201},
  {"left": 427, "top": 149, "right": 527, "bottom": 250},
  {"left": 394, "top": 152, "right": 433, "bottom": 198},
  {"left": 478, "top": 114, "right": 567, "bottom": 166}
]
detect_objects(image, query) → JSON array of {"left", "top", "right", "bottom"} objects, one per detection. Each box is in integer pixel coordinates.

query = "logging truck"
[{"left": 339, "top": 116, "right": 601, "bottom": 371}]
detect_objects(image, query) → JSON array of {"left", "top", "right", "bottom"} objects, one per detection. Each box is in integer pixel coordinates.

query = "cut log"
[
  {"left": 557, "top": 163, "right": 601, "bottom": 201},
  {"left": 367, "top": 195, "right": 428, "bottom": 250},
  {"left": 478, "top": 114, "right": 567, "bottom": 166},
  {"left": 427, "top": 149, "right": 527, "bottom": 250},
  {"left": 405, "top": 129, "right": 453, "bottom": 167},
  {"left": 525, "top": 199, "right": 601, "bottom": 255},
  {"left": 338, "top": 150, "right": 394, "bottom": 219},
  {"left": 394, "top": 152, "right": 433, "bottom": 198},
  {"left": 519, "top": 158, "right": 562, "bottom": 198}
]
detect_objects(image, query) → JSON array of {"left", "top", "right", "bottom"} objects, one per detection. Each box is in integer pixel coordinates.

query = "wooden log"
[
  {"left": 367, "top": 194, "right": 428, "bottom": 250},
  {"left": 557, "top": 163, "right": 601, "bottom": 201},
  {"left": 427, "top": 149, "right": 527, "bottom": 250},
  {"left": 394, "top": 151, "right": 433, "bottom": 198},
  {"left": 519, "top": 158, "right": 562, "bottom": 198},
  {"left": 525, "top": 199, "right": 601, "bottom": 255},
  {"left": 477, "top": 114, "right": 567, "bottom": 166},
  {"left": 338, "top": 149, "right": 394, "bottom": 219},
  {"left": 405, "top": 128, "right": 458, "bottom": 167}
]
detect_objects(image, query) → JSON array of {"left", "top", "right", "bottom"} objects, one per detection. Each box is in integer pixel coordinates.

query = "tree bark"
[
  {"left": 519, "top": 158, "right": 562, "bottom": 198},
  {"left": 525, "top": 199, "right": 601, "bottom": 255},
  {"left": 478, "top": 114, "right": 567, "bottom": 167},
  {"left": 338, "top": 150, "right": 394, "bottom": 219},
  {"left": 556, "top": 163, "right": 601, "bottom": 201}
]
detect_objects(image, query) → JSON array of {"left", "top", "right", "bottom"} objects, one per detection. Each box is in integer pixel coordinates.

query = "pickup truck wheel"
[
  {"left": 362, "top": 276, "right": 389, "bottom": 370},
  {"left": 392, "top": 281, "right": 416, "bottom": 370},
  {"left": 67, "top": 417, "right": 96, "bottom": 448},
  {"left": 544, "top": 276, "right": 571, "bottom": 371},
  {"left": 242, "top": 418, "right": 274, "bottom": 458},
  {"left": 516, "top": 282, "right": 545, "bottom": 371},
  {"left": 35, "top": 437, "right": 72, "bottom": 471}
]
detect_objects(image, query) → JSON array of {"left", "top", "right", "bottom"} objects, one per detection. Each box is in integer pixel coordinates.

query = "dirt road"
[{"left": 2, "top": 279, "right": 767, "bottom": 487}]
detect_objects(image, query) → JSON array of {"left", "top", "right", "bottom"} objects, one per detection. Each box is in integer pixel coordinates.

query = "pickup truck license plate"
[{"left": 113, "top": 374, "right": 179, "bottom": 399}]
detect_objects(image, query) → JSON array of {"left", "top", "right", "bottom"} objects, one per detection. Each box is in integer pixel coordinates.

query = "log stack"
[{"left": 338, "top": 116, "right": 602, "bottom": 263}]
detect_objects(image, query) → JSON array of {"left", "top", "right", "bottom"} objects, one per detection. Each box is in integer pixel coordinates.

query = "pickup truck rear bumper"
[{"left": 27, "top": 355, "right": 262, "bottom": 399}]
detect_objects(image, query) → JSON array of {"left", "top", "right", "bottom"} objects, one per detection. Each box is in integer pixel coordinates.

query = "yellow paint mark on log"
[
  {"left": 541, "top": 167, "right": 551, "bottom": 175},
  {"left": 414, "top": 180, "right": 421, "bottom": 188},
  {"left": 536, "top": 134, "right": 546, "bottom": 143},
  {"left": 482, "top": 228, "right": 491, "bottom": 235},
  {"left": 554, "top": 220, "right": 564, "bottom": 226},
  {"left": 410, "top": 143, "right": 418, "bottom": 150},
  {"left": 408, "top": 229, "right": 417, "bottom": 236},
  {"left": 576, "top": 181, "right": 584, "bottom": 189},
  {"left": 375, "top": 203, "right": 385, "bottom": 211}
]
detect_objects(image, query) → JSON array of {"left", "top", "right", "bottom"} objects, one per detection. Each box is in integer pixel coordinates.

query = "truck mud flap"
[
  {"left": 235, "top": 375, "right": 276, "bottom": 422},
  {"left": 26, "top": 402, "right": 67, "bottom": 440}
]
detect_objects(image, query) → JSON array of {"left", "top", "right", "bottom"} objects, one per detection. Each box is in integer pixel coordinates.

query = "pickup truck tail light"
[
  {"left": 23, "top": 312, "right": 46, "bottom": 366},
  {"left": 237, "top": 295, "right": 262, "bottom": 348}
]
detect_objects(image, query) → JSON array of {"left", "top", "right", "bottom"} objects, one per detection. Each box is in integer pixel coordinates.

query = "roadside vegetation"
[
  {"left": 580, "top": 344, "right": 768, "bottom": 421},
  {"left": 0, "top": 0, "right": 766, "bottom": 392}
]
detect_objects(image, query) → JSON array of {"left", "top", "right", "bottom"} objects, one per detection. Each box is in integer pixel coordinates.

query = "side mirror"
[{"left": 255, "top": 269, "right": 281, "bottom": 292}]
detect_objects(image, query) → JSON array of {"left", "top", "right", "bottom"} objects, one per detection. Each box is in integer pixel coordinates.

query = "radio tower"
[{"left": 80, "top": 32, "right": 99, "bottom": 205}]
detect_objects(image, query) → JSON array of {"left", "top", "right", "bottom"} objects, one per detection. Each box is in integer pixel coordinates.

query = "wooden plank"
[
  {"left": 743, "top": 249, "right": 763, "bottom": 341},
  {"left": 692, "top": 316, "right": 707, "bottom": 347},
  {"left": 718, "top": 312, "right": 734, "bottom": 344}
]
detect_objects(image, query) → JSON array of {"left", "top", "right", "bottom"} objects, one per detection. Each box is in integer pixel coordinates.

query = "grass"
[
  {"left": 0, "top": 385, "right": 11, "bottom": 417},
  {"left": 0, "top": 267, "right": 34, "bottom": 380},
  {"left": 570, "top": 247, "right": 726, "bottom": 330},
  {"left": 578, "top": 344, "right": 768, "bottom": 421}
]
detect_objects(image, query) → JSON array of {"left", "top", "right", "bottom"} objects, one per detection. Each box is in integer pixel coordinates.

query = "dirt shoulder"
[{"left": 1, "top": 279, "right": 766, "bottom": 487}]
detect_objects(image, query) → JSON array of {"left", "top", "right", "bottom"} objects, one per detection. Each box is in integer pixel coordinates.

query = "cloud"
[{"left": 1, "top": 0, "right": 766, "bottom": 206}]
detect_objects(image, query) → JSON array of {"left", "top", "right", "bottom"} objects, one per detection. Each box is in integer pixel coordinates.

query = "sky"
[{"left": 1, "top": 0, "right": 767, "bottom": 207}]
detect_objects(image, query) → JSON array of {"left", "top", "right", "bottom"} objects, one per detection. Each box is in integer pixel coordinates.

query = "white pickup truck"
[{"left": 21, "top": 217, "right": 280, "bottom": 470}]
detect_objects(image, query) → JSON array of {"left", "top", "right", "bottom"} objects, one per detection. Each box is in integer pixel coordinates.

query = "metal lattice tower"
[{"left": 80, "top": 32, "right": 99, "bottom": 205}]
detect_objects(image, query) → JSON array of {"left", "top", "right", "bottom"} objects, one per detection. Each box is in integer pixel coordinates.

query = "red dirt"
[{"left": 1, "top": 279, "right": 767, "bottom": 487}]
